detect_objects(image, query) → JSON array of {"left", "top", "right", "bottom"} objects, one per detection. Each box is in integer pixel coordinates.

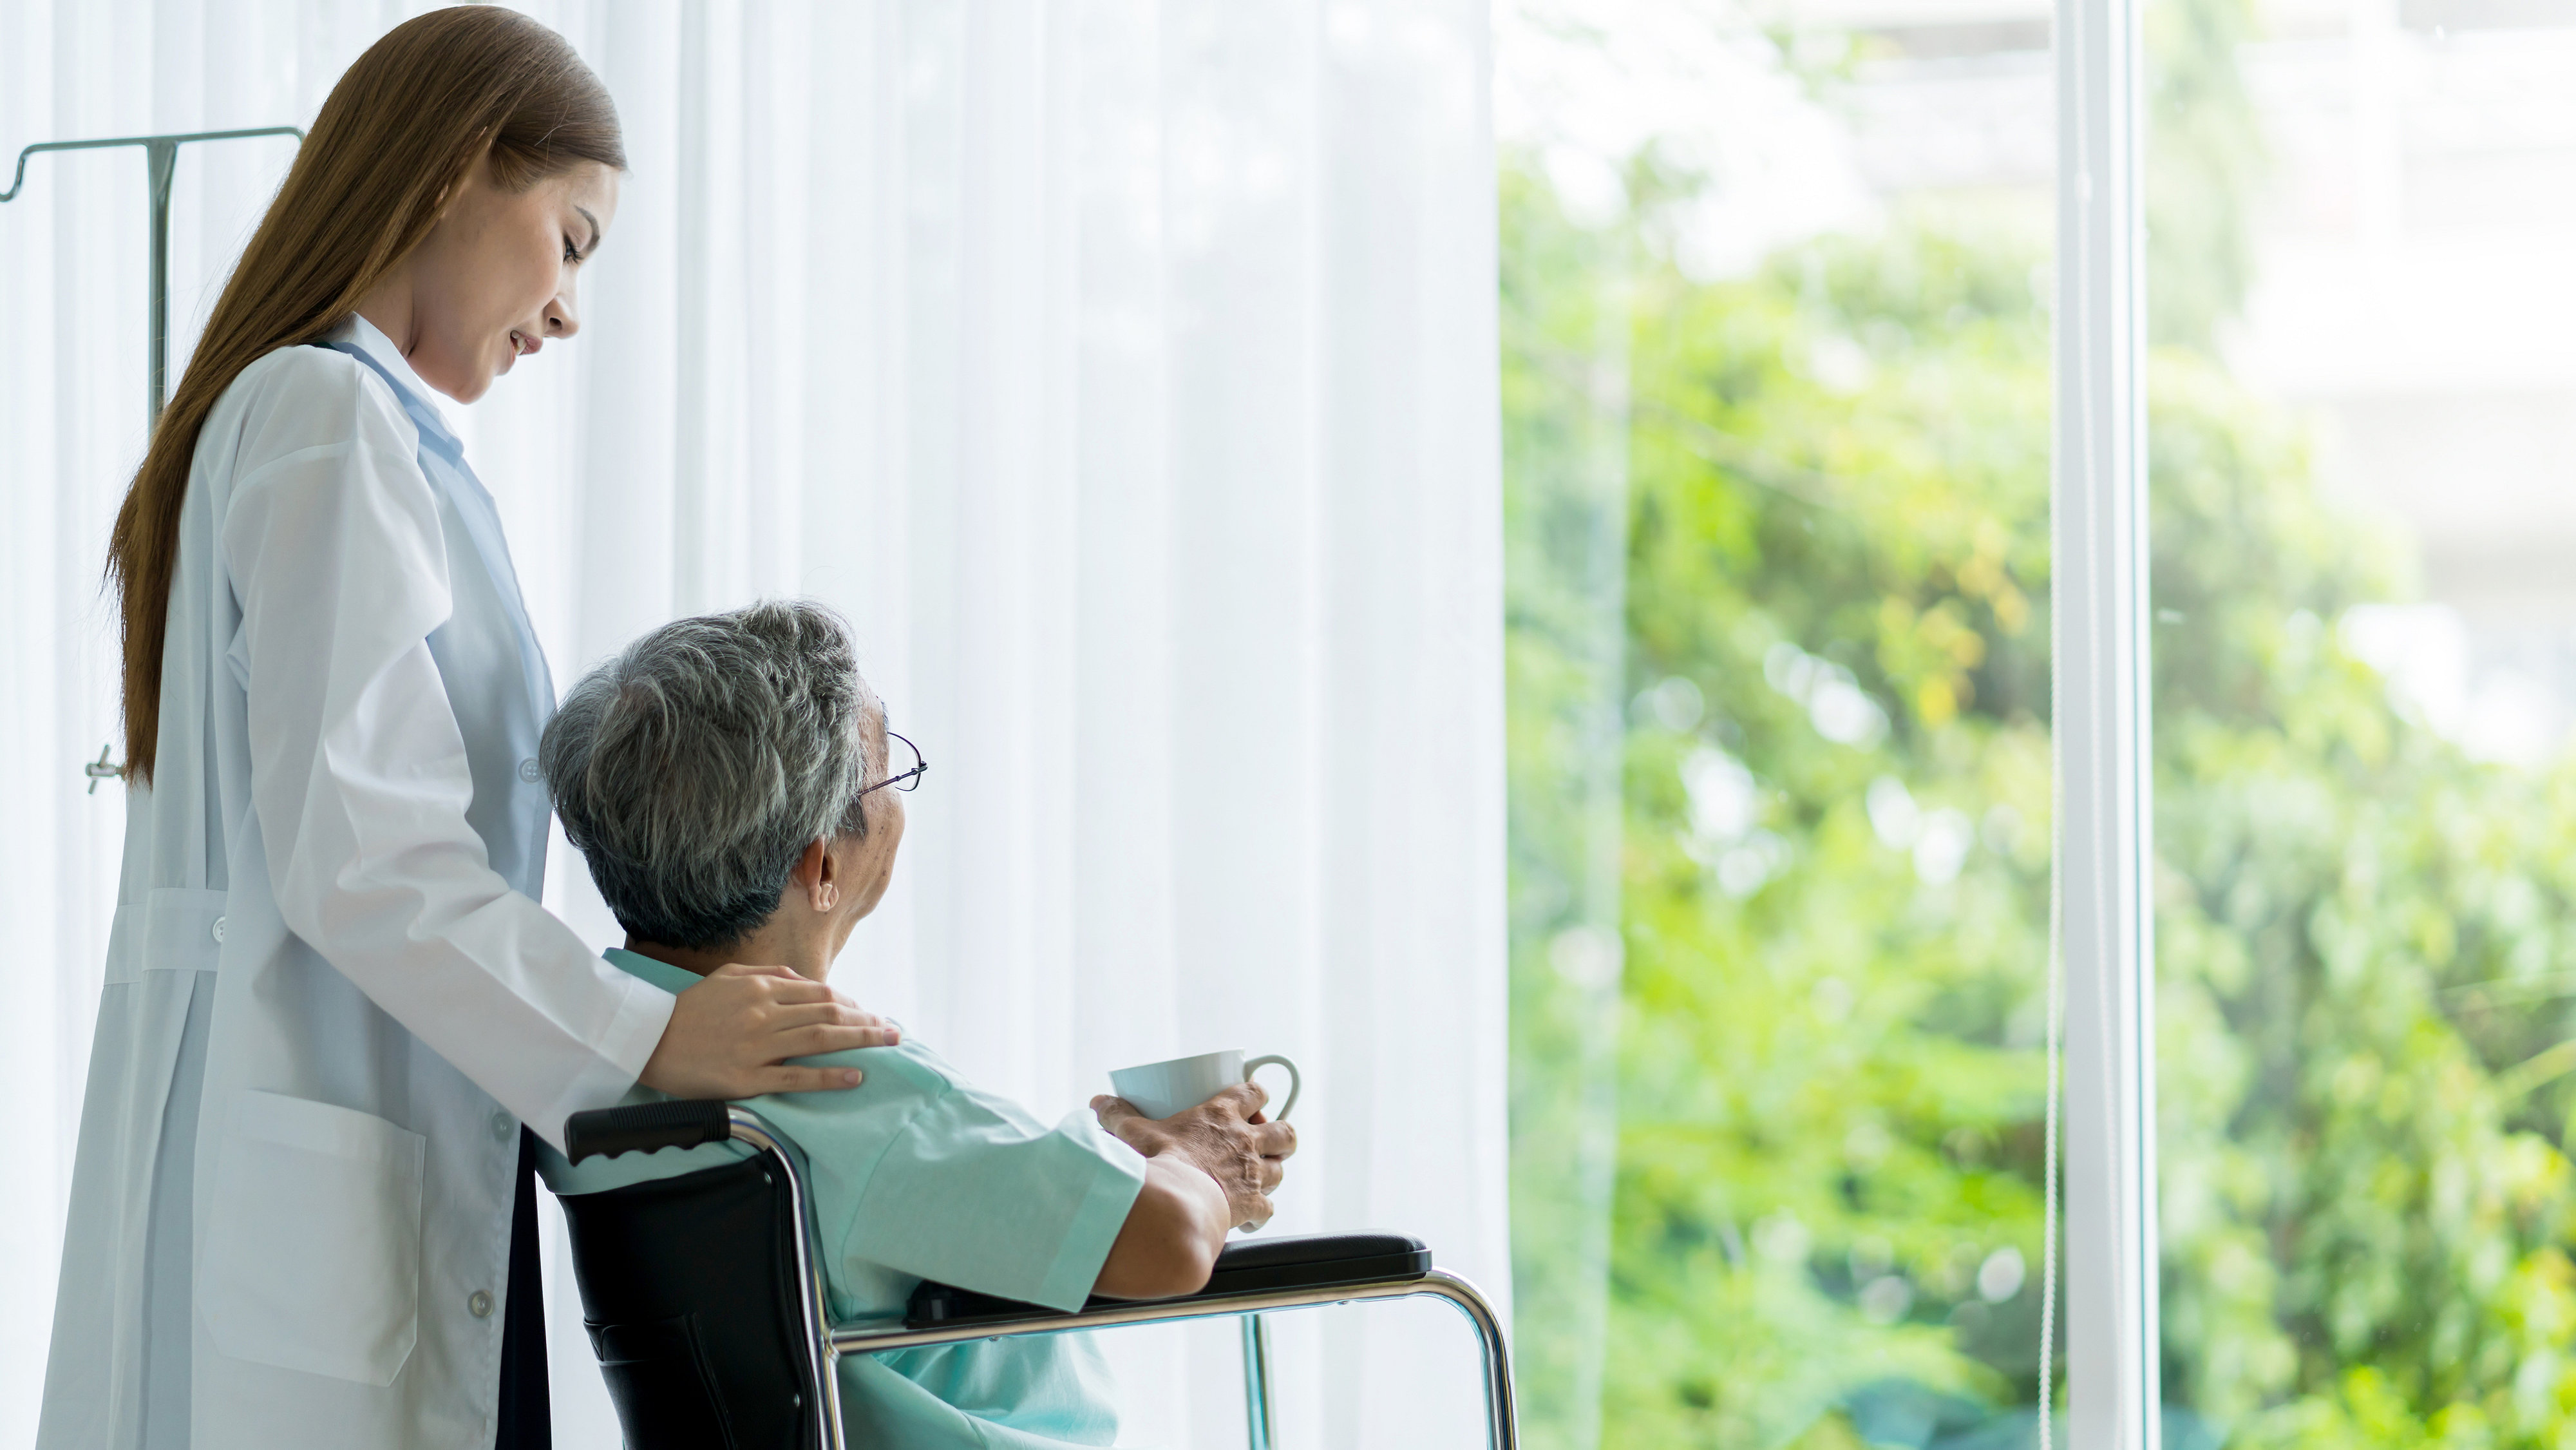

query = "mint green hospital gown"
[{"left": 537, "top": 950, "right": 1148, "bottom": 1447}]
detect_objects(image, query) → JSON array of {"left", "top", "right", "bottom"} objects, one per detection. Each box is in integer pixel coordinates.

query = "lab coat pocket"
[{"left": 200, "top": 1090, "right": 425, "bottom": 1385}]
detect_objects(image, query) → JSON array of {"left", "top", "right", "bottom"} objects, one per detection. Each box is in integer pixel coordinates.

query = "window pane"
[
  {"left": 1499, "top": 5, "right": 2057, "bottom": 1444},
  {"left": 2152, "top": 3, "right": 2576, "bottom": 1444}
]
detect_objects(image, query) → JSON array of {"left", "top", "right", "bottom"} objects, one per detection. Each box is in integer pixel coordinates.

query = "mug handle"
[{"left": 1242, "top": 1054, "right": 1300, "bottom": 1122}]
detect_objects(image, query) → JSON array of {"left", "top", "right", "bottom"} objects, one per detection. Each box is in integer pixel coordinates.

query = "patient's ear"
[{"left": 797, "top": 839, "right": 838, "bottom": 913}]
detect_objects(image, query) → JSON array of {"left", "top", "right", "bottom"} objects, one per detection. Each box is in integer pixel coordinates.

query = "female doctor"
[{"left": 37, "top": 12, "right": 897, "bottom": 1450}]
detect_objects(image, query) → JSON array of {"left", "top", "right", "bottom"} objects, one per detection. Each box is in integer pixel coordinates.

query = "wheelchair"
[{"left": 558, "top": 1100, "right": 1519, "bottom": 1450}]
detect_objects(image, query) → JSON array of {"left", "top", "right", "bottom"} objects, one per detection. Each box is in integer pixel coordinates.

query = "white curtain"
[{"left": 0, "top": 3, "right": 1506, "bottom": 1445}]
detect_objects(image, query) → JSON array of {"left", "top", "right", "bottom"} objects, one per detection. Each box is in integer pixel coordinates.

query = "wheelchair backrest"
[{"left": 557, "top": 1154, "right": 824, "bottom": 1450}]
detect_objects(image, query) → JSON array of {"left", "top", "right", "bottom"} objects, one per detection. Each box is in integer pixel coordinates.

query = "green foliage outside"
[
  {"left": 1501, "top": 2, "right": 2576, "bottom": 1445},
  {"left": 2152, "top": 361, "right": 2576, "bottom": 1449},
  {"left": 1506, "top": 135, "right": 2064, "bottom": 1446}
]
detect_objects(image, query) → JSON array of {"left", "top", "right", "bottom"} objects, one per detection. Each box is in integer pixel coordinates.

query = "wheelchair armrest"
[
  {"left": 565, "top": 1100, "right": 737, "bottom": 1163},
  {"left": 905, "top": 1232, "right": 1433, "bottom": 1328},
  {"left": 1199, "top": 1232, "right": 1433, "bottom": 1295}
]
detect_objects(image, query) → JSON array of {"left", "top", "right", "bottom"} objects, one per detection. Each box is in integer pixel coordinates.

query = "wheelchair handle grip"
[{"left": 565, "top": 1100, "right": 735, "bottom": 1163}]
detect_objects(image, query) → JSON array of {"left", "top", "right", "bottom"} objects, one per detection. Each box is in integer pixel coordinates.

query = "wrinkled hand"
[
  {"left": 639, "top": 962, "right": 900, "bottom": 1099},
  {"left": 1092, "top": 1082, "right": 1298, "bottom": 1231}
]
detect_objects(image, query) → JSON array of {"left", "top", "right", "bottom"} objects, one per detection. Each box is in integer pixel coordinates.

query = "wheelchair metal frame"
[{"left": 717, "top": 1105, "right": 1517, "bottom": 1450}]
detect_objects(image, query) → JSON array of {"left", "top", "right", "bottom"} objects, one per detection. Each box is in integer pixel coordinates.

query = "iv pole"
[
  {"left": 1, "top": 126, "right": 305, "bottom": 428},
  {"left": 1, "top": 126, "right": 305, "bottom": 789}
]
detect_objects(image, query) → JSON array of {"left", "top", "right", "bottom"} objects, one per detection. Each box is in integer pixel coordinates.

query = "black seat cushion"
[
  {"left": 558, "top": 1156, "right": 822, "bottom": 1450},
  {"left": 906, "top": 1231, "right": 1432, "bottom": 1328}
]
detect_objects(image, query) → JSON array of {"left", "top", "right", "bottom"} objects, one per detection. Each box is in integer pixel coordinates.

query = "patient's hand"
[
  {"left": 1092, "top": 1083, "right": 1298, "bottom": 1232},
  {"left": 1088, "top": 1083, "right": 1298, "bottom": 1298}
]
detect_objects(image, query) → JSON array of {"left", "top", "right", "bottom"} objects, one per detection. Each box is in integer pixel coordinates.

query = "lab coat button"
[
  {"left": 516, "top": 758, "right": 541, "bottom": 783},
  {"left": 490, "top": 1111, "right": 513, "bottom": 1141},
  {"left": 468, "top": 1290, "right": 494, "bottom": 1319},
  {"left": 209, "top": 916, "right": 225, "bottom": 944}
]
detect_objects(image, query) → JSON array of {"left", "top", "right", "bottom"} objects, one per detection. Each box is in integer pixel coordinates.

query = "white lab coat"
[{"left": 37, "top": 316, "right": 676, "bottom": 1450}]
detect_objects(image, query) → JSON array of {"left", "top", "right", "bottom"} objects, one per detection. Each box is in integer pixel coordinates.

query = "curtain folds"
[{"left": 0, "top": 3, "right": 1504, "bottom": 1445}]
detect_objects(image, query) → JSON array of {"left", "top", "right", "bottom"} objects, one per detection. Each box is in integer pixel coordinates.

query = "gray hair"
[{"left": 541, "top": 599, "right": 878, "bottom": 951}]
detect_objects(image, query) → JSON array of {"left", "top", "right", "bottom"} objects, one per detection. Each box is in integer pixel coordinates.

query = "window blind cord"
[{"left": 2041, "top": 746, "right": 2065, "bottom": 1450}]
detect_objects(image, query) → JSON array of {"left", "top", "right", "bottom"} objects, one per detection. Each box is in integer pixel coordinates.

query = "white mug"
[{"left": 1108, "top": 1049, "right": 1300, "bottom": 1122}]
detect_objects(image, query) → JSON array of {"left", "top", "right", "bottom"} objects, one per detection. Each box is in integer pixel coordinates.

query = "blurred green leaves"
[
  {"left": 1607, "top": 202, "right": 2060, "bottom": 1450},
  {"left": 1506, "top": 148, "right": 2061, "bottom": 1447},
  {"left": 1502, "top": 3, "right": 2576, "bottom": 1440}
]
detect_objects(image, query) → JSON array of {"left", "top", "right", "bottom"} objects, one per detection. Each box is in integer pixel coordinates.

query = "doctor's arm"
[
  {"left": 1088, "top": 1083, "right": 1297, "bottom": 1298},
  {"left": 223, "top": 360, "right": 891, "bottom": 1141}
]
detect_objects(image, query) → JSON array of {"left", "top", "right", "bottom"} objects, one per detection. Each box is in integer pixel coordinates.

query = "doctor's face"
[{"left": 400, "top": 154, "right": 619, "bottom": 403}]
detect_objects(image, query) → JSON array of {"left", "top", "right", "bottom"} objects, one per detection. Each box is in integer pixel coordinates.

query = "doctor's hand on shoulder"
[{"left": 641, "top": 962, "right": 896, "bottom": 1097}]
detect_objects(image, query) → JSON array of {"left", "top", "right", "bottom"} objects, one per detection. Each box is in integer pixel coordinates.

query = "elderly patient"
[{"left": 535, "top": 600, "right": 1294, "bottom": 1448}]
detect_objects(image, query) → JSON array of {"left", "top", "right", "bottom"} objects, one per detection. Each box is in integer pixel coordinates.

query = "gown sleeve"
[{"left": 217, "top": 347, "right": 675, "bottom": 1146}]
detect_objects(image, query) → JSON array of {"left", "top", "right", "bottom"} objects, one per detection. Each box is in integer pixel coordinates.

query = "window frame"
[{"left": 2053, "top": 0, "right": 2162, "bottom": 1444}]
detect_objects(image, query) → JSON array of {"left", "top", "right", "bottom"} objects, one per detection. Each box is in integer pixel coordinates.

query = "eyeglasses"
[{"left": 859, "top": 730, "right": 927, "bottom": 797}]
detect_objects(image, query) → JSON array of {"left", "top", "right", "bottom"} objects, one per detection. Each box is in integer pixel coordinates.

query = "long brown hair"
[{"left": 107, "top": 5, "right": 625, "bottom": 784}]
